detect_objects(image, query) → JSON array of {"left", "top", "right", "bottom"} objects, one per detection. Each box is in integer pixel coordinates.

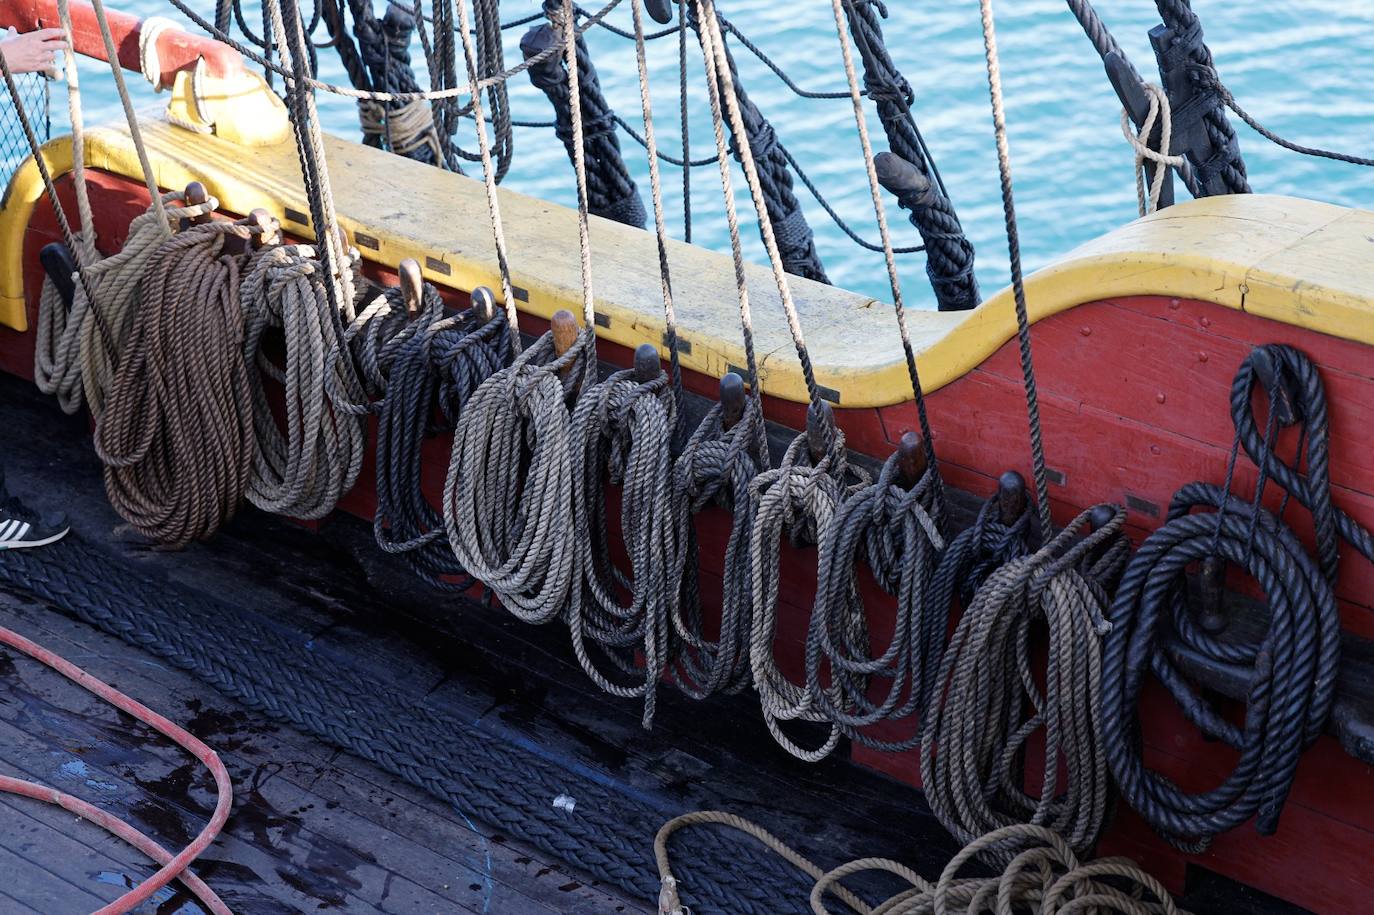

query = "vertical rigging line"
[
  {"left": 978, "top": 0, "right": 1053, "bottom": 535},
  {"left": 628, "top": 0, "right": 684, "bottom": 429},
  {"left": 677, "top": 0, "right": 692, "bottom": 243},
  {"left": 558, "top": 0, "right": 597, "bottom": 343},
  {"left": 828, "top": 0, "right": 940, "bottom": 496},
  {"left": 454, "top": 0, "right": 520, "bottom": 352}
]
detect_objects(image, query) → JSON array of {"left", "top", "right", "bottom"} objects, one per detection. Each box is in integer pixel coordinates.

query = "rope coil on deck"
[{"left": 921, "top": 506, "right": 1127, "bottom": 860}]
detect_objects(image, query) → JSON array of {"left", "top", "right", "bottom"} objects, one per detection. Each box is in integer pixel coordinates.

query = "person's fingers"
[{"left": 30, "top": 28, "right": 68, "bottom": 42}]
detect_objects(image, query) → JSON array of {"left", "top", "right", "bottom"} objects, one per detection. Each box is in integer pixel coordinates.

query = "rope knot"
[{"left": 657, "top": 875, "right": 688, "bottom": 914}]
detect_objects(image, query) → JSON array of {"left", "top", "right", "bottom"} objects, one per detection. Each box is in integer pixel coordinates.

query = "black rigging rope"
[{"left": 1104, "top": 344, "right": 1373, "bottom": 851}]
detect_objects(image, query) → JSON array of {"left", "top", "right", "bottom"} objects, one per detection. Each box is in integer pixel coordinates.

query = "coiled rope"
[
  {"left": 373, "top": 278, "right": 511, "bottom": 589},
  {"left": 446, "top": 0, "right": 599, "bottom": 624},
  {"left": 240, "top": 240, "right": 369, "bottom": 519},
  {"left": 1103, "top": 344, "right": 1371, "bottom": 850},
  {"left": 797, "top": 1, "right": 950, "bottom": 754},
  {"left": 921, "top": 507, "right": 1127, "bottom": 861},
  {"left": 656, "top": 813, "right": 1187, "bottom": 915},
  {"left": 95, "top": 221, "right": 258, "bottom": 548},
  {"left": 661, "top": 0, "right": 774, "bottom": 704}
]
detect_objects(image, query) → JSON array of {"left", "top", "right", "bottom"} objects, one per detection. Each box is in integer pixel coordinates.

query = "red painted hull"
[{"left": 5, "top": 169, "right": 1373, "bottom": 914}]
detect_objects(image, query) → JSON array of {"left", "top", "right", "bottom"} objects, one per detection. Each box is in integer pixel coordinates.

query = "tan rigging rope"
[{"left": 655, "top": 812, "right": 1188, "bottom": 915}]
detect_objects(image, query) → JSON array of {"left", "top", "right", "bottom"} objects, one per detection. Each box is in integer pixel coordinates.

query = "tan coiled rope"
[
  {"left": 240, "top": 242, "right": 369, "bottom": 519},
  {"left": 656, "top": 812, "right": 1187, "bottom": 914},
  {"left": 920, "top": 507, "right": 1127, "bottom": 862},
  {"left": 95, "top": 222, "right": 258, "bottom": 548}
]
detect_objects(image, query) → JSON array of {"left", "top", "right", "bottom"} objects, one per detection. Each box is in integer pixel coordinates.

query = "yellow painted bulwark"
[{"left": 2, "top": 114, "right": 1371, "bottom": 404}]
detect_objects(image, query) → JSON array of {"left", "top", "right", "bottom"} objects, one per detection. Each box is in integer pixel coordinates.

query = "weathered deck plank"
[{"left": 0, "top": 594, "right": 648, "bottom": 913}]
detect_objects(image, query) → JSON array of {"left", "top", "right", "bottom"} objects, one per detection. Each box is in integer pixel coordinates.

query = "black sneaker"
[{"left": 0, "top": 497, "right": 69, "bottom": 550}]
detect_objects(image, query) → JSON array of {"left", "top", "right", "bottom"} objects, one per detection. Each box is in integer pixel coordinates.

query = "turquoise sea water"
[{"left": 28, "top": 1, "right": 1374, "bottom": 303}]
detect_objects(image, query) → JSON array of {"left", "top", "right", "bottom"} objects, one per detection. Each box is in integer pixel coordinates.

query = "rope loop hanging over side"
[
  {"left": 1103, "top": 344, "right": 1370, "bottom": 851},
  {"left": 94, "top": 221, "right": 259, "bottom": 548},
  {"left": 374, "top": 277, "right": 511, "bottom": 589},
  {"left": 806, "top": 438, "right": 943, "bottom": 753},
  {"left": 567, "top": 346, "right": 680, "bottom": 727},
  {"left": 667, "top": 375, "right": 768, "bottom": 700},
  {"left": 921, "top": 504, "right": 1127, "bottom": 861},
  {"left": 240, "top": 236, "right": 371, "bottom": 520},
  {"left": 521, "top": 19, "right": 647, "bottom": 228}
]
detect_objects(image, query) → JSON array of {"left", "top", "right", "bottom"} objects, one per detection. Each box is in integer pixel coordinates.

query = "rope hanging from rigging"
[
  {"left": 94, "top": 220, "right": 260, "bottom": 548},
  {"left": 841, "top": 0, "right": 978, "bottom": 312},
  {"left": 1102, "top": 344, "right": 1371, "bottom": 851},
  {"left": 522, "top": 17, "right": 647, "bottom": 228},
  {"left": 373, "top": 269, "right": 511, "bottom": 589},
  {"left": 921, "top": 506, "right": 1127, "bottom": 861},
  {"left": 240, "top": 232, "right": 374, "bottom": 520}
]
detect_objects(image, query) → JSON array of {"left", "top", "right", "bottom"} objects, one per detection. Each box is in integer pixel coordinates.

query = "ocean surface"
[{"left": 18, "top": 1, "right": 1374, "bottom": 304}]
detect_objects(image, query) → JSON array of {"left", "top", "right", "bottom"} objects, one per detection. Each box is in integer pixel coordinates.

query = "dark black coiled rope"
[
  {"left": 521, "top": 22, "right": 646, "bottom": 228},
  {"left": 805, "top": 453, "right": 943, "bottom": 752},
  {"left": 688, "top": 5, "right": 829, "bottom": 284},
  {"left": 843, "top": 0, "right": 978, "bottom": 311},
  {"left": 1103, "top": 344, "right": 1371, "bottom": 850},
  {"left": 374, "top": 289, "right": 512, "bottom": 589}
]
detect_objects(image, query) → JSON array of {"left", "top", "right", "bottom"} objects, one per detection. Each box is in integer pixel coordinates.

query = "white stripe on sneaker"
[
  {"left": 0, "top": 520, "right": 16, "bottom": 541},
  {"left": 12, "top": 522, "right": 30, "bottom": 542}
]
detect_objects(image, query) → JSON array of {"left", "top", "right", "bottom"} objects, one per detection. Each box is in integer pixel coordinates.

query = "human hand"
[{"left": 1, "top": 28, "right": 68, "bottom": 76}]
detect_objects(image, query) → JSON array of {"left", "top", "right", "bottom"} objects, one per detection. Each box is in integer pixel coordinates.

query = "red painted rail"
[{"left": 0, "top": 0, "right": 244, "bottom": 83}]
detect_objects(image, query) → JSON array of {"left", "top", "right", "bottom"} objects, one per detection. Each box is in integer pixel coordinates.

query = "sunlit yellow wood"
[{"left": 2, "top": 115, "right": 1370, "bottom": 404}]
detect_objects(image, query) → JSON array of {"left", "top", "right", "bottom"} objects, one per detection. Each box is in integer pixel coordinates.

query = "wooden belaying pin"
[
  {"left": 1197, "top": 555, "right": 1228, "bottom": 634},
  {"left": 39, "top": 242, "right": 77, "bottom": 311},
  {"left": 398, "top": 258, "right": 424, "bottom": 317},
  {"left": 179, "top": 181, "right": 212, "bottom": 231},
  {"left": 633, "top": 343, "right": 662, "bottom": 383},
  {"left": 551, "top": 308, "right": 580, "bottom": 366},
  {"left": 720, "top": 372, "right": 746, "bottom": 430},
  {"left": 806, "top": 401, "right": 835, "bottom": 464},
  {"left": 895, "top": 431, "right": 927, "bottom": 490},
  {"left": 247, "top": 209, "right": 280, "bottom": 249},
  {"left": 997, "top": 470, "right": 1027, "bottom": 526},
  {"left": 469, "top": 286, "right": 497, "bottom": 323}
]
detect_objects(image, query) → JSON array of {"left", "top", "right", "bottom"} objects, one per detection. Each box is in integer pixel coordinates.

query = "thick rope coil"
[
  {"left": 329, "top": 282, "right": 418, "bottom": 405},
  {"left": 521, "top": 22, "right": 647, "bottom": 228},
  {"left": 444, "top": 330, "right": 594, "bottom": 623},
  {"left": 240, "top": 243, "right": 369, "bottom": 519},
  {"left": 656, "top": 813, "right": 1187, "bottom": 915},
  {"left": 922, "top": 506, "right": 1127, "bottom": 861},
  {"left": 687, "top": 2, "right": 829, "bottom": 285},
  {"left": 34, "top": 192, "right": 202, "bottom": 417},
  {"left": 94, "top": 222, "right": 257, "bottom": 548},
  {"left": 373, "top": 290, "right": 512, "bottom": 589},
  {"left": 567, "top": 357, "right": 679, "bottom": 727},
  {"left": 1103, "top": 344, "right": 1370, "bottom": 851},
  {"left": 925, "top": 478, "right": 1034, "bottom": 644},
  {"left": 805, "top": 454, "right": 943, "bottom": 752},
  {"left": 666, "top": 396, "right": 768, "bottom": 701},
  {"left": 749, "top": 427, "right": 870, "bottom": 761}
]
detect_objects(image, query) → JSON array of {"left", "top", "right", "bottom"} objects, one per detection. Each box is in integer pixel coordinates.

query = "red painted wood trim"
[{"left": 0, "top": 0, "right": 244, "bottom": 82}]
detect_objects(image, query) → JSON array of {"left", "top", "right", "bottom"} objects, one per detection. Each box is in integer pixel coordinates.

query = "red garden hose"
[{"left": 0, "top": 623, "right": 233, "bottom": 915}]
